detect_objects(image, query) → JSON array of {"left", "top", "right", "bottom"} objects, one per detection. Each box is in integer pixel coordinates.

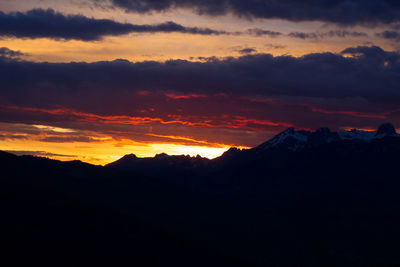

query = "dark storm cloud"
[
  {"left": 1, "top": 45, "right": 400, "bottom": 110},
  {"left": 0, "top": 8, "right": 226, "bottom": 41},
  {"left": 103, "top": 0, "right": 400, "bottom": 25}
]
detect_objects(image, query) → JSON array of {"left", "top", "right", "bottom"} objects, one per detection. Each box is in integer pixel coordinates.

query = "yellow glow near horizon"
[
  {"left": 147, "top": 143, "right": 231, "bottom": 158},
  {"left": 0, "top": 137, "right": 246, "bottom": 165},
  {"left": 0, "top": 122, "right": 251, "bottom": 165}
]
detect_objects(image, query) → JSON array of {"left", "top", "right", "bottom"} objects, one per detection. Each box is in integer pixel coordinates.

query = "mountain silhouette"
[
  {"left": 107, "top": 123, "right": 400, "bottom": 175},
  {"left": 2, "top": 123, "right": 400, "bottom": 266}
]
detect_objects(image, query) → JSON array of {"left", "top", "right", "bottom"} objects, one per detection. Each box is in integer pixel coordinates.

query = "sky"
[{"left": 1, "top": 0, "right": 400, "bottom": 164}]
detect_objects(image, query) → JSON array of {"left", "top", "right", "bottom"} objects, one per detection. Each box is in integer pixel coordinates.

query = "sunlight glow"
[
  {"left": 0, "top": 124, "right": 251, "bottom": 165},
  {"left": 33, "top": 124, "right": 76, "bottom": 133},
  {"left": 148, "top": 143, "right": 230, "bottom": 159}
]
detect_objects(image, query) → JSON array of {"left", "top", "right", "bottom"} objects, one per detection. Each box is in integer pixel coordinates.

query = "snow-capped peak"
[
  {"left": 268, "top": 127, "right": 308, "bottom": 147},
  {"left": 255, "top": 123, "right": 398, "bottom": 152},
  {"left": 255, "top": 128, "right": 309, "bottom": 151}
]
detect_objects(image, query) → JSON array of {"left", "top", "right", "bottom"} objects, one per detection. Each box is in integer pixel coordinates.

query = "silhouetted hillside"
[
  {"left": 0, "top": 151, "right": 257, "bottom": 266},
  {"left": 3, "top": 124, "right": 400, "bottom": 266}
]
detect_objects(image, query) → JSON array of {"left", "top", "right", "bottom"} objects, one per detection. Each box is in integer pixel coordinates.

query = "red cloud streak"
[{"left": 1, "top": 105, "right": 292, "bottom": 131}]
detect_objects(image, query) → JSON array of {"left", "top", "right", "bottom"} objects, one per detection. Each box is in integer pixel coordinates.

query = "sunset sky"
[{"left": 1, "top": 0, "right": 400, "bottom": 164}]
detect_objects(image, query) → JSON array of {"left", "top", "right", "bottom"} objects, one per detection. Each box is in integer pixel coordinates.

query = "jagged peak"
[
  {"left": 153, "top": 153, "right": 206, "bottom": 161},
  {"left": 226, "top": 147, "right": 241, "bottom": 153},
  {"left": 220, "top": 147, "right": 242, "bottom": 157},
  {"left": 253, "top": 127, "right": 309, "bottom": 152},
  {"left": 111, "top": 124, "right": 399, "bottom": 165},
  {"left": 255, "top": 123, "right": 399, "bottom": 152},
  {"left": 121, "top": 153, "right": 137, "bottom": 160}
]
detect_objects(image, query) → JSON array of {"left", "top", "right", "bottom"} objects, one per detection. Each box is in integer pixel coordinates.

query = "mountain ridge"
[
  {"left": 253, "top": 123, "right": 399, "bottom": 152},
  {"left": 4, "top": 123, "right": 398, "bottom": 168},
  {"left": 107, "top": 123, "right": 399, "bottom": 168},
  {"left": 2, "top": 123, "right": 400, "bottom": 266}
]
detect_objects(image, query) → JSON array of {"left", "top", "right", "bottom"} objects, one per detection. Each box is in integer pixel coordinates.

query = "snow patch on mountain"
[{"left": 255, "top": 124, "right": 399, "bottom": 152}]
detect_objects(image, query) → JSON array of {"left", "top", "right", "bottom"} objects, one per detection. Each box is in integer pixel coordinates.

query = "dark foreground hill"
[
  {"left": 3, "top": 124, "right": 400, "bottom": 266},
  {"left": 0, "top": 151, "right": 256, "bottom": 266}
]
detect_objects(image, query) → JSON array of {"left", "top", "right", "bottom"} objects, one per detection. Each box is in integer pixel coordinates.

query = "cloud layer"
[
  {"left": 2, "top": 45, "right": 398, "bottom": 103},
  {"left": 104, "top": 0, "right": 400, "bottom": 25},
  {"left": 1, "top": 45, "right": 399, "bottom": 141},
  {"left": 0, "top": 8, "right": 226, "bottom": 40},
  {"left": 0, "top": 8, "right": 378, "bottom": 43}
]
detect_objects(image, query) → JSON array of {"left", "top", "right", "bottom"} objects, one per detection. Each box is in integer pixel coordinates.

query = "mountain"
[
  {"left": 3, "top": 123, "right": 400, "bottom": 266},
  {"left": 108, "top": 123, "right": 400, "bottom": 173},
  {"left": 252, "top": 123, "right": 399, "bottom": 152},
  {"left": 108, "top": 152, "right": 209, "bottom": 169},
  {"left": 210, "top": 123, "right": 400, "bottom": 189},
  {"left": 106, "top": 152, "right": 210, "bottom": 179},
  {"left": 0, "top": 151, "right": 256, "bottom": 267}
]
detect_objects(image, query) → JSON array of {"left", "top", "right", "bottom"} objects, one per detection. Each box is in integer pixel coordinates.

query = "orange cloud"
[
  {"left": 145, "top": 133, "right": 245, "bottom": 148},
  {"left": 2, "top": 105, "right": 213, "bottom": 127},
  {"left": 231, "top": 116, "right": 294, "bottom": 128},
  {"left": 164, "top": 93, "right": 207, "bottom": 99},
  {"left": 2, "top": 105, "right": 291, "bottom": 131}
]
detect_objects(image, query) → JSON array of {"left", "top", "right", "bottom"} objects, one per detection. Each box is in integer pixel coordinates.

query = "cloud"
[
  {"left": 39, "top": 136, "right": 99, "bottom": 143},
  {"left": 0, "top": 134, "right": 28, "bottom": 140},
  {"left": 0, "top": 9, "right": 373, "bottom": 42},
  {"left": 288, "top": 32, "right": 318, "bottom": 40},
  {"left": 0, "top": 8, "right": 227, "bottom": 41},
  {"left": 102, "top": 0, "right": 400, "bottom": 25},
  {"left": 5, "top": 150, "right": 77, "bottom": 158},
  {"left": 264, "top": 44, "right": 286, "bottom": 49},
  {"left": 237, "top": 48, "right": 257, "bottom": 54},
  {"left": 246, "top": 28, "right": 282, "bottom": 37},
  {"left": 1, "top": 45, "right": 399, "bottom": 104},
  {"left": 164, "top": 93, "right": 207, "bottom": 99},
  {"left": 0, "top": 121, "right": 108, "bottom": 144},
  {"left": 377, "top": 31, "right": 400, "bottom": 42},
  {"left": 0, "top": 47, "right": 23, "bottom": 58},
  {"left": 288, "top": 30, "right": 368, "bottom": 40},
  {"left": 340, "top": 45, "right": 392, "bottom": 58},
  {"left": 0, "top": 45, "right": 400, "bottom": 142}
]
